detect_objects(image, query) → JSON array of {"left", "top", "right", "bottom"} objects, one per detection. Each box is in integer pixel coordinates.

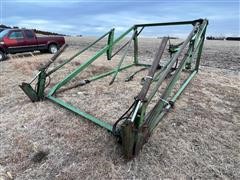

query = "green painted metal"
[
  {"left": 145, "top": 50, "right": 193, "bottom": 127},
  {"left": 21, "top": 19, "right": 208, "bottom": 159},
  {"left": 36, "top": 69, "right": 47, "bottom": 100},
  {"left": 121, "top": 121, "right": 135, "bottom": 159},
  {"left": 109, "top": 32, "right": 135, "bottom": 85},
  {"left": 195, "top": 28, "right": 207, "bottom": 71},
  {"left": 162, "top": 52, "right": 190, "bottom": 100},
  {"left": 19, "top": 44, "right": 68, "bottom": 102},
  {"left": 19, "top": 69, "right": 46, "bottom": 102},
  {"left": 112, "top": 26, "right": 134, "bottom": 45},
  {"left": 184, "top": 40, "right": 194, "bottom": 70},
  {"left": 146, "top": 72, "right": 193, "bottom": 131},
  {"left": 48, "top": 45, "right": 110, "bottom": 96},
  {"left": 148, "top": 110, "right": 167, "bottom": 133},
  {"left": 143, "top": 21, "right": 208, "bottom": 137},
  {"left": 89, "top": 64, "right": 134, "bottom": 82},
  {"left": 47, "top": 29, "right": 113, "bottom": 76},
  {"left": 172, "top": 70, "right": 197, "bottom": 102},
  {"left": 48, "top": 95, "right": 113, "bottom": 131},
  {"left": 133, "top": 27, "right": 139, "bottom": 64},
  {"left": 145, "top": 21, "right": 207, "bottom": 135},
  {"left": 19, "top": 82, "right": 39, "bottom": 102},
  {"left": 135, "top": 63, "right": 152, "bottom": 67},
  {"left": 146, "top": 23, "right": 199, "bottom": 105},
  {"left": 138, "top": 102, "right": 147, "bottom": 128},
  {"left": 107, "top": 28, "right": 115, "bottom": 60},
  {"left": 135, "top": 19, "right": 203, "bottom": 28},
  {"left": 153, "top": 58, "right": 173, "bottom": 81},
  {"left": 48, "top": 26, "right": 137, "bottom": 95}
]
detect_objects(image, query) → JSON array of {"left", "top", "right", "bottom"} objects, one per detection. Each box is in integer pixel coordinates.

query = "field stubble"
[{"left": 0, "top": 37, "right": 239, "bottom": 179}]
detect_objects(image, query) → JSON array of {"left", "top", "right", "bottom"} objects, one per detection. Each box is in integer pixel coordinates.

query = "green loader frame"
[{"left": 20, "top": 19, "right": 208, "bottom": 159}]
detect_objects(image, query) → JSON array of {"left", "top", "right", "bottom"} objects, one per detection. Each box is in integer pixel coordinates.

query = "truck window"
[
  {"left": 9, "top": 31, "right": 24, "bottom": 39},
  {"left": 25, "top": 30, "right": 35, "bottom": 39}
]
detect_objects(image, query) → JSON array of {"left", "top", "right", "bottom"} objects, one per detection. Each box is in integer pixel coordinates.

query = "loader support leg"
[
  {"left": 19, "top": 83, "right": 39, "bottom": 102},
  {"left": 36, "top": 69, "right": 47, "bottom": 100},
  {"left": 19, "top": 69, "right": 47, "bottom": 102}
]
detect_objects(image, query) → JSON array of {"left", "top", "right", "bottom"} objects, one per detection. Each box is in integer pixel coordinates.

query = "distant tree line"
[
  {"left": 0, "top": 24, "right": 11, "bottom": 29},
  {"left": 225, "top": 37, "right": 240, "bottom": 41},
  {"left": 33, "top": 29, "right": 66, "bottom": 36},
  {"left": 157, "top": 36, "right": 179, "bottom": 39},
  {"left": 0, "top": 24, "right": 66, "bottom": 36},
  {"left": 206, "top": 36, "right": 225, "bottom": 40},
  {"left": 206, "top": 36, "right": 240, "bottom": 41}
]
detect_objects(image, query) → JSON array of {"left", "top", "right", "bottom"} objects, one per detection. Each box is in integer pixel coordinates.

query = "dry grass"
[{"left": 0, "top": 38, "right": 240, "bottom": 179}]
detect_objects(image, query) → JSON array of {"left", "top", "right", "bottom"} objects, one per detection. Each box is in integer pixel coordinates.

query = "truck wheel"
[
  {"left": 0, "top": 51, "right": 6, "bottom": 61},
  {"left": 48, "top": 44, "right": 58, "bottom": 54}
]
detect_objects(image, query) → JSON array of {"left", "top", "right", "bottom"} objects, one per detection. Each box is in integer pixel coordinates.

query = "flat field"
[{"left": 0, "top": 37, "right": 239, "bottom": 179}]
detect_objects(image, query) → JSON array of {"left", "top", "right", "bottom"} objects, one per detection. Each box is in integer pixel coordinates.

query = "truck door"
[
  {"left": 23, "top": 30, "right": 38, "bottom": 51},
  {"left": 5, "top": 30, "right": 25, "bottom": 53}
]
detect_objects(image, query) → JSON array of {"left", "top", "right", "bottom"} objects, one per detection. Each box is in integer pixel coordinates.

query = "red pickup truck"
[{"left": 0, "top": 29, "right": 65, "bottom": 61}]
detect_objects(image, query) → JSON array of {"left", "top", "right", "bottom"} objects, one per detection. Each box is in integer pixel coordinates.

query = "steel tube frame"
[
  {"left": 48, "top": 95, "right": 113, "bottom": 131},
  {"left": 20, "top": 19, "right": 208, "bottom": 158},
  {"left": 144, "top": 20, "right": 208, "bottom": 132},
  {"left": 135, "top": 19, "right": 203, "bottom": 28},
  {"left": 47, "top": 29, "right": 114, "bottom": 76},
  {"left": 47, "top": 26, "right": 137, "bottom": 131},
  {"left": 21, "top": 19, "right": 208, "bottom": 158}
]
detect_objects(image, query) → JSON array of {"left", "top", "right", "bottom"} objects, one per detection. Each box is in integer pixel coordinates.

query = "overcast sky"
[{"left": 1, "top": 0, "right": 239, "bottom": 37}]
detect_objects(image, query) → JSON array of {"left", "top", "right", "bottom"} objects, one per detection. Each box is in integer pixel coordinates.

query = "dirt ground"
[{"left": 0, "top": 37, "right": 240, "bottom": 179}]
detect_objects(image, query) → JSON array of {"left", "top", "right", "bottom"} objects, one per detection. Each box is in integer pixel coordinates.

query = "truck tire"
[
  {"left": 0, "top": 51, "right": 6, "bottom": 61},
  {"left": 48, "top": 44, "right": 58, "bottom": 54}
]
